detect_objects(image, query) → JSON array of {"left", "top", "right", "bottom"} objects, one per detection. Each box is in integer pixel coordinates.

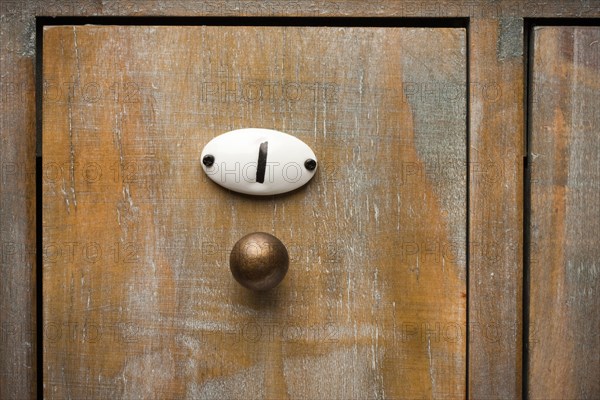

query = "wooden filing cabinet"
[{"left": 0, "top": 1, "right": 598, "bottom": 399}]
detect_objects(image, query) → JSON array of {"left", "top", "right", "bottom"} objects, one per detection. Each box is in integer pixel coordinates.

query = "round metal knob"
[{"left": 229, "top": 232, "right": 289, "bottom": 291}]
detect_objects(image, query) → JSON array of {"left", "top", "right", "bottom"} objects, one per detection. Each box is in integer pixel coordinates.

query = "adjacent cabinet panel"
[
  {"left": 43, "top": 26, "right": 467, "bottom": 398},
  {"left": 528, "top": 26, "right": 600, "bottom": 398}
]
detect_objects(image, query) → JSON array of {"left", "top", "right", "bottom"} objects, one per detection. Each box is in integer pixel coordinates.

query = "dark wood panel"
[
  {"left": 528, "top": 26, "right": 600, "bottom": 399},
  {"left": 0, "top": 17, "right": 37, "bottom": 400}
]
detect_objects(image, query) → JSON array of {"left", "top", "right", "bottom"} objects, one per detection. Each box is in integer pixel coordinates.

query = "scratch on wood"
[
  {"left": 67, "top": 95, "right": 77, "bottom": 211},
  {"left": 427, "top": 338, "right": 436, "bottom": 393}
]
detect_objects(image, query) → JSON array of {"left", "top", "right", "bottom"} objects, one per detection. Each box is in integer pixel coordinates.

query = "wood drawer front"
[
  {"left": 528, "top": 26, "right": 600, "bottom": 399},
  {"left": 43, "top": 26, "right": 467, "bottom": 398}
]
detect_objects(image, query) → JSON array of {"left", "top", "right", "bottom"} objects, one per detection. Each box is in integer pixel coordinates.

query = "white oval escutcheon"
[{"left": 201, "top": 128, "right": 318, "bottom": 195}]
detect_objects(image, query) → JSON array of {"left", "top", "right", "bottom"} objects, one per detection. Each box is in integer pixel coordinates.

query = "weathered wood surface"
[
  {"left": 2, "top": 1, "right": 599, "bottom": 399},
  {"left": 43, "top": 25, "right": 466, "bottom": 398},
  {"left": 0, "top": 8, "right": 38, "bottom": 400},
  {"left": 468, "top": 18, "right": 525, "bottom": 399},
  {"left": 528, "top": 26, "right": 600, "bottom": 399}
]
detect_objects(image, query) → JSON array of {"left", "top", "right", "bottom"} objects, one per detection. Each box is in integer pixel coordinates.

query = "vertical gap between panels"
[
  {"left": 522, "top": 19, "right": 533, "bottom": 400},
  {"left": 465, "top": 18, "right": 471, "bottom": 399},
  {"left": 35, "top": 16, "right": 44, "bottom": 399}
]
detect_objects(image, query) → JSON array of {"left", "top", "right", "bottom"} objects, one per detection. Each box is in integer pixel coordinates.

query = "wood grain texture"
[
  {"left": 0, "top": 11, "right": 38, "bottom": 400},
  {"left": 528, "top": 26, "right": 600, "bottom": 399},
  {"left": 1, "top": 1, "right": 599, "bottom": 398},
  {"left": 468, "top": 18, "right": 525, "bottom": 399},
  {"left": 43, "top": 25, "right": 466, "bottom": 398}
]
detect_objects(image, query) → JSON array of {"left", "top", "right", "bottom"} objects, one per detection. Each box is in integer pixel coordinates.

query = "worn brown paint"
[
  {"left": 528, "top": 26, "right": 600, "bottom": 399},
  {"left": 1, "top": 1, "right": 599, "bottom": 398},
  {"left": 468, "top": 18, "right": 525, "bottom": 399},
  {"left": 42, "top": 25, "right": 466, "bottom": 398}
]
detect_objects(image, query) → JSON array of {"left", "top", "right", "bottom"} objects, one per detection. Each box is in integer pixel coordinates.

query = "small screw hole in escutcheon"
[
  {"left": 304, "top": 159, "right": 317, "bottom": 171},
  {"left": 202, "top": 154, "right": 215, "bottom": 167}
]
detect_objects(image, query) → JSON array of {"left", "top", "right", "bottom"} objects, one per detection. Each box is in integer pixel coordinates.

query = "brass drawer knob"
[{"left": 229, "top": 232, "right": 289, "bottom": 291}]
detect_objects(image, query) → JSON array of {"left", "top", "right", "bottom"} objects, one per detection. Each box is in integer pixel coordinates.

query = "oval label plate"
[{"left": 201, "top": 128, "right": 318, "bottom": 195}]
